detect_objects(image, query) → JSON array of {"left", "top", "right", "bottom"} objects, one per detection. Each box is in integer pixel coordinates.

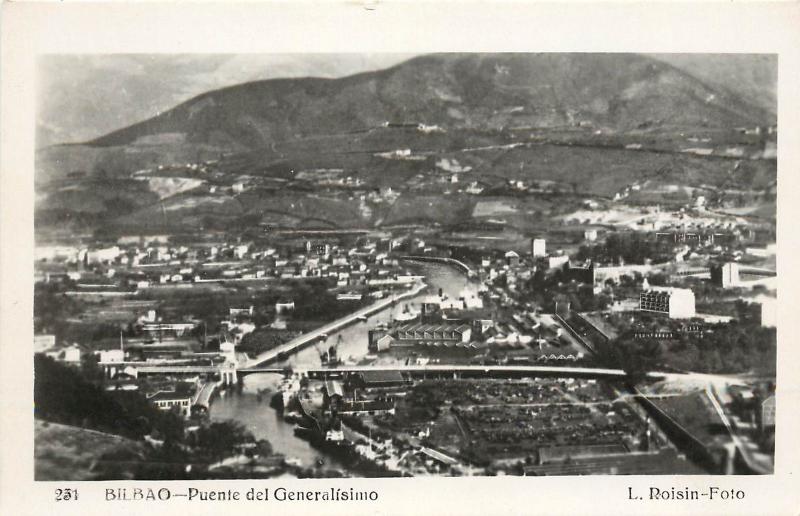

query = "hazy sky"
[{"left": 37, "top": 54, "right": 417, "bottom": 147}]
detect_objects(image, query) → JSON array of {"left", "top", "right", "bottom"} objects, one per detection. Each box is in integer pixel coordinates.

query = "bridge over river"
[
  {"left": 242, "top": 281, "right": 427, "bottom": 368},
  {"left": 399, "top": 256, "right": 474, "bottom": 276},
  {"left": 240, "top": 363, "right": 673, "bottom": 382}
]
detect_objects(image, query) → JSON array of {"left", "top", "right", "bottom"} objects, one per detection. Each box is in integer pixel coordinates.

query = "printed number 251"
[{"left": 55, "top": 488, "right": 78, "bottom": 501}]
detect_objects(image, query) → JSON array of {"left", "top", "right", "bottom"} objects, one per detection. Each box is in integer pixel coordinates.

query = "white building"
[
  {"left": 34, "top": 334, "right": 56, "bottom": 353},
  {"left": 275, "top": 301, "right": 295, "bottom": 314},
  {"left": 639, "top": 287, "right": 696, "bottom": 319},
  {"left": 711, "top": 262, "right": 740, "bottom": 288},
  {"left": 148, "top": 391, "right": 192, "bottom": 418},
  {"left": 234, "top": 244, "right": 250, "bottom": 259},
  {"left": 532, "top": 238, "right": 546, "bottom": 258},
  {"left": 62, "top": 345, "right": 82, "bottom": 364},
  {"left": 35, "top": 245, "right": 79, "bottom": 262},
  {"left": 100, "top": 349, "right": 125, "bottom": 363},
  {"left": 87, "top": 246, "right": 122, "bottom": 264},
  {"left": 505, "top": 250, "right": 520, "bottom": 266},
  {"left": 548, "top": 255, "right": 570, "bottom": 269},
  {"left": 584, "top": 229, "right": 598, "bottom": 242},
  {"left": 755, "top": 295, "right": 777, "bottom": 328},
  {"left": 746, "top": 245, "right": 776, "bottom": 258}
]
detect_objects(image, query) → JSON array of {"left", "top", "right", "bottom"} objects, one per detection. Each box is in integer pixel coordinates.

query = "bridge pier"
[{"left": 219, "top": 368, "right": 237, "bottom": 385}]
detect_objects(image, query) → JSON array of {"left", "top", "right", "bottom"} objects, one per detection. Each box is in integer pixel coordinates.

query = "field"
[
  {"left": 371, "top": 378, "right": 651, "bottom": 467},
  {"left": 35, "top": 121, "right": 776, "bottom": 236},
  {"left": 35, "top": 420, "right": 144, "bottom": 480}
]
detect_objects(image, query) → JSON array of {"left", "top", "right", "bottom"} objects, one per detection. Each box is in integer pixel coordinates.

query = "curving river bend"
[{"left": 209, "top": 263, "right": 477, "bottom": 469}]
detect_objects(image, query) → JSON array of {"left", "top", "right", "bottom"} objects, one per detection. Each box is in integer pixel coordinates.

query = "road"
[{"left": 705, "top": 385, "right": 772, "bottom": 474}]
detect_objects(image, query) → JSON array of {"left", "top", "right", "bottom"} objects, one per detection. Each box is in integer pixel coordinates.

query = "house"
[
  {"left": 147, "top": 390, "right": 192, "bottom": 418},
  {"left": 61, "top": 345, "right": 82, "bottom": 364},
  {"left": 760, "top": 395, "right": 775, "bottom": 432},
  {"left": 548, "top": 255, "right": 570, "bottom": 269},
  {"left": 87, "top": 246, "right": 122, "bottom": 264},
  {"left": 505, "top": 250, "right": 520, "bottom": 267},
  {"left": 374, "top": 334, "right": 395, "bottom": 352},
  {"left": 532, "top": 238, "right": 546, "bottom": 258},
  {"left": 34, "top": 334, "right": 56, "bottom": 353},
  {"left": 324, "top": 380, "right": 345, "bottom": 411},
  {"left": 230, "top": 306, "right": 254, "bottom": 319},
  {"left": 141, "top": 321, "right": 197, "bottom": 337},
  {"left": 100, "top": 349, "right": 125, "bottom": 363},
  {"left": 275, "top": 300, "right": 295, "bottom": 314}
]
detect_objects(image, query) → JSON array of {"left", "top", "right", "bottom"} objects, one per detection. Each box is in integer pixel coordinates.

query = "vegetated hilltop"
[{"left": 86, "top": 53, "right": 773, "bottom": 150}]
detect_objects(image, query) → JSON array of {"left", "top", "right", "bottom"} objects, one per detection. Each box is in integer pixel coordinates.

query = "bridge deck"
[
  {"left": 400, "top": 255, "right": 473, "bottom": 275},
  {"left": 135, "top": 365, "right": 222, "bottom": 374},
  {"left": 239, "top": 363, "right": 634, "bottom": 378}
]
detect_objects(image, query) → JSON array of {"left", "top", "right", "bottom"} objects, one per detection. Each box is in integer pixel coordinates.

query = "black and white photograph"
[
  {"left": 31, "top": 51, "right": 778, "bottom": 480},
  {"left": 3, "top": 3, "right": 800, "bottom": 515}
]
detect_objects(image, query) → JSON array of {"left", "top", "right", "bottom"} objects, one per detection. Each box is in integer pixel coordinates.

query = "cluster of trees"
[
  {"left": 238, "top": 328, "right": 298, "bottom": 355},
  {"left": 282, "top": 279, "right": 368, "bottom": 320},
  {"left": 149, "top": 277, "right": 367, "bottom": 336},
  {"left": 34, "top": 355, "right": 276, "bottom": 479},
  {"left": 35, "top": 354, "right": 185, "bottom": 441},
  {"left": 604, "top": 321, "right": 776, "bottom": 376},
  {"left": 523, "top": 270, "right": 611, "bottom": 313},
  {"left": 34, "top": 284, "right": 83, "bottom": 336},
  {"left": 575, "top": 232, "right": 673, "bottom": 265}
]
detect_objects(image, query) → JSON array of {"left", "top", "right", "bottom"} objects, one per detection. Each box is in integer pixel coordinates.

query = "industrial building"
[
  {"left": 639, "top": 287, "right": 696, "bottom": 319},
  {"left": 394, "top": 322, "right": 473, "bottom": 344}
]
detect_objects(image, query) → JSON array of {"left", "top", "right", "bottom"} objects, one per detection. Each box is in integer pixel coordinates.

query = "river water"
[{"left": 209, "top": 262, "right": 477, "bottom": 469}]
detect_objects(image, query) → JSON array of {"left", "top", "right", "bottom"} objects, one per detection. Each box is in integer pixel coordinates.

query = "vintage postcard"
[{"left": 2, "top": 2, "right": 799, "bottom": 515}]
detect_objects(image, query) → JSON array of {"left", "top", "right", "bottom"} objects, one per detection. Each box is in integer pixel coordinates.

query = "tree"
[{"left": 195, "top": 421, "right": 252, "bottom": 461}]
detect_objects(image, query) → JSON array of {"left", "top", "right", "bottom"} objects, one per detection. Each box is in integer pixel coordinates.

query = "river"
[{"left": 209, "top": 262, "right": 476, "bottom": 469}]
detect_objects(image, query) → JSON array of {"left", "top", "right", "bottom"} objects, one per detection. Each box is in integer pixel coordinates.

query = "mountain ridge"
[{"left": 84, "top": 53, "right": 774, "bottom": 151}]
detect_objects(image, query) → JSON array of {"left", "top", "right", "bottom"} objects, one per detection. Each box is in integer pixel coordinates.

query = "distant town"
[{"left": 34, "top": 193, "right": 776, "bottom": 478}]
